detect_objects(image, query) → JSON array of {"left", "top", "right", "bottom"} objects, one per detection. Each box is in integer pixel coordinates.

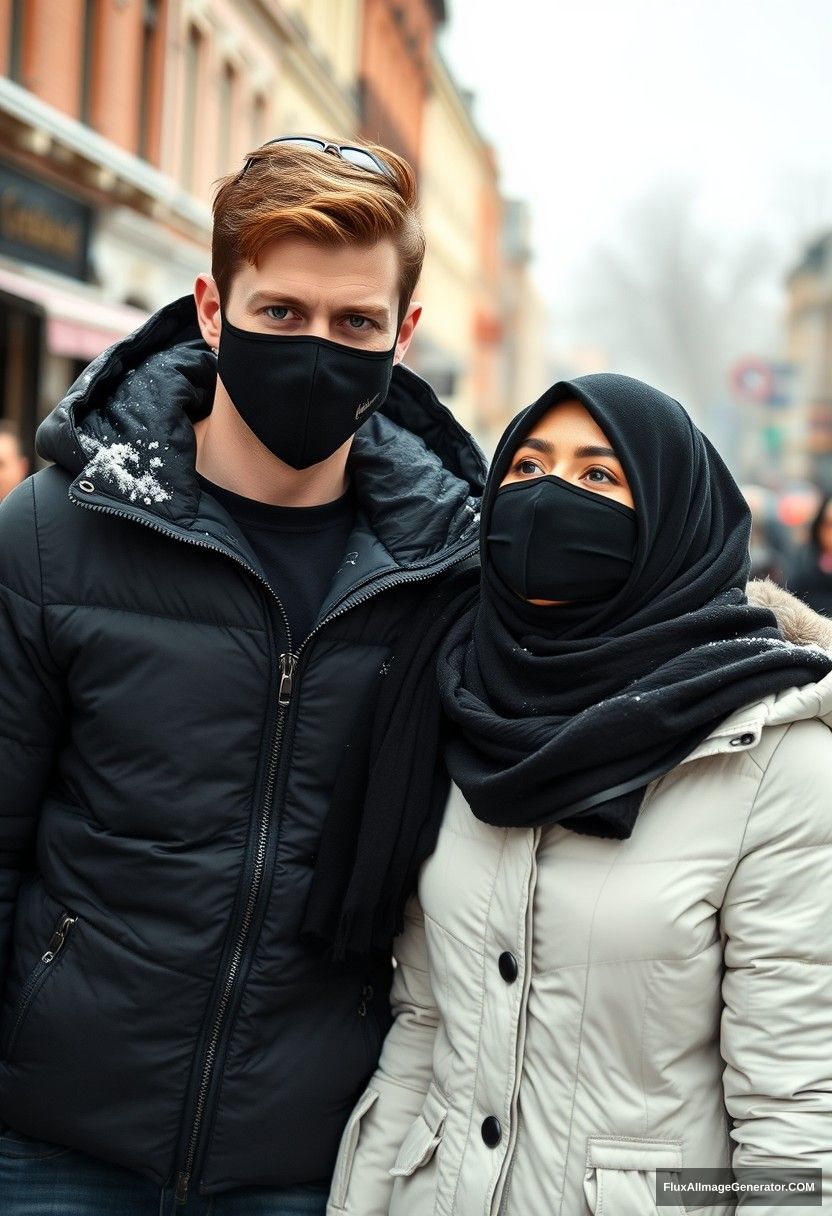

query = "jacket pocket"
[
  {"left": 583, "top": 1135, "right": 685, "bottom": 1216},
  {"left": 389, "top": 1082, "right": 448, "bottom": 1178},
  {"left": 3, "top": 911, "right": 77, "bottom": 1062},
  {"left": 330, "top": 1085, "right": 380, "bottom": 1210}
]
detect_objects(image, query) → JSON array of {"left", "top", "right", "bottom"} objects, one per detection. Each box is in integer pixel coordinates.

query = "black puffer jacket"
[{"left": 0, "top": 297, "right": 485, "bottom": 1198}]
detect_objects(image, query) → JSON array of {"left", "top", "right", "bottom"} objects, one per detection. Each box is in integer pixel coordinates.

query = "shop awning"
[{"left": 0, "top": 265, "right": 148, "bottom": 360}]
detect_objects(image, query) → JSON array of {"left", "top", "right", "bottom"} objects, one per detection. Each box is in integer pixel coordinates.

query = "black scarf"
[
  {"left": 436, "top": 374, "right": 832, "bottom": 837},
  {"left": 301, "top": 563, "right": 478, "bottom": 959}
]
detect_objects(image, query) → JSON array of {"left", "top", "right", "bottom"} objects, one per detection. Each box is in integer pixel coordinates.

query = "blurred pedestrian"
[
  {"left": 0, "top": 420, "right": 29, "bottom": 502},
  {"left": 741, "top": 482, "right": 790, "bottom": 584},
  {"left": 0, "top": 136, "right": 484, "bottom": 1215},
  {"left": 331, "top": 374, "right": 832, "bottom": 1216},
  {"left": 789, "top": 492, "right": 832, "bottom": 616}
]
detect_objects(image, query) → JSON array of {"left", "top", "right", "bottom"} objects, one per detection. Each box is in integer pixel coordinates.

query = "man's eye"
[
  {"left": 346, "top": 315, "right": 372, "bottom": 330},
  {"left": 265, "top": 306, "right": 290, "bottom": 320}
]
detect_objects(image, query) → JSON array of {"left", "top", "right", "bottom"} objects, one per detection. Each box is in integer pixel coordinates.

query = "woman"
[
  {"left": 326, "top": 375, "right": 832, "bottom": 1216},
  {"left": 790, "top": 492, "right": 832, "bottom": 616}
]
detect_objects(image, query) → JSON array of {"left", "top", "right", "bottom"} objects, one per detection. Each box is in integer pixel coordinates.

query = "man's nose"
[{"left": 302, "top": 312, "right": 333, "bottom": 341}]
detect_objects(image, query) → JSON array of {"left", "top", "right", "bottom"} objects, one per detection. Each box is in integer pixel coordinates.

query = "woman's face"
[
  {"left": 497, "top": 399, "right": 635, "bottom": 606},
  {"left": 501, "top": 399, "right": 634, "bottom": 507}
]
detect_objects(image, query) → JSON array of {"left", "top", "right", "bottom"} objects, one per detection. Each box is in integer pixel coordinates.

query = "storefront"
[{"left": 0, "top": 160, "right": 148, "bottom": 458}]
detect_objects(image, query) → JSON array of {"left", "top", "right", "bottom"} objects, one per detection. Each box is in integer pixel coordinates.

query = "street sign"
[{"left": 729, "top": 358, "right": 795, "bottom": 408}]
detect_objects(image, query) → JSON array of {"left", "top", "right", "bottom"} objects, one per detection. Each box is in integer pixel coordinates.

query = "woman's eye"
[
  {"left": 515, "top": 459, "right": 542, "bottom": 476},
  {"left": 265, "top": 306, "right": 290, "bottom": 321},
  {"left": 585, "top": 466, "right": 617, "bottom": 485}
]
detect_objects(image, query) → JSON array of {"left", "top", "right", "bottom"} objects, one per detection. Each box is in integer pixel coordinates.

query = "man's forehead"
[
  {"left": 244, "top": 236, "right": 397, "bottom": 291},
  {"left": 244, "top": 279, "right": 390, "bottom": 305}
]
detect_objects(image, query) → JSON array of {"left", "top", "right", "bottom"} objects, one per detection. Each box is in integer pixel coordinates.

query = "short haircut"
[{"left": 212, "top": 138, "right": 425, "bottom": 328}]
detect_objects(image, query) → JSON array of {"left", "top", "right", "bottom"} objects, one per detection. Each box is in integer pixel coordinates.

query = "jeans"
[{"left": 0, "top": 1128, "right": 329, "bottom": 1216}]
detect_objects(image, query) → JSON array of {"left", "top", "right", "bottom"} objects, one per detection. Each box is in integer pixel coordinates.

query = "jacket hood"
[
  {"left": 749, "top": 579, "right": 832, "bottom": 728},
  {"left": 684, "top": 579, "right": 832, "bottom": 764},
  {"left": 37, "top": 295, "right": 486, "bottom": 568}
]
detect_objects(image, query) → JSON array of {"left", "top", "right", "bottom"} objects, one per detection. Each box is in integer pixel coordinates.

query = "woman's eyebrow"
[
  {"left": 518, "top": 438, "right": 619, "bottom": 460},
  {"left": 575, "top": 445, "right": 618, "bottom": 459},
  {"left": 519, "top": 436, "right": 554, "bottom": 455}
]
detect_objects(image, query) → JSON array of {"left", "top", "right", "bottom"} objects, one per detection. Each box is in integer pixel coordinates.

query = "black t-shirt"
[{"left": 199, "top": 476, "right": 356, "bottom": 649}]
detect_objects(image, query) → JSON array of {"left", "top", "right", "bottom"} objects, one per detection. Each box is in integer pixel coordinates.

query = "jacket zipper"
[
  {"left": 7, "top": 912, "right": 76, "bottom": 1058},
  {"left": 175, "top": 653, "right": 295, "bottom": 1204},
  {"left": 71, "top": 488, "right": 477, "bottom": 1202}
]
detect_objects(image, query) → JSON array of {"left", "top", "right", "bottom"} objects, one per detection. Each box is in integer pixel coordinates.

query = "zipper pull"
[
  {"left": 175, "top": 1171, "right": 190, "bottom": 1204},
  {"left": 42, "top": 913, "right": 76, "bottom": 964},
  {"left": 278, "top": 653, "right": 296, "bottom": 708}
]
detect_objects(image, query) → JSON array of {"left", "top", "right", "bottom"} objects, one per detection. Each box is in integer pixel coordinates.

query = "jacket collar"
[{"left": 36, "top": 296, "right": 487, "bottom": 581}]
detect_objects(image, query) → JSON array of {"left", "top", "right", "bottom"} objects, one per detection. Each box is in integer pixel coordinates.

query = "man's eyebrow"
[{"left": 245, "top": 290, "right": 390, "bottom": 322}]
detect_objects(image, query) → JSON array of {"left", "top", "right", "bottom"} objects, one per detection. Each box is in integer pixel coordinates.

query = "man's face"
[
  {"left": 197, "top": 235, "right": 420, "bottom": 361},
  {"left": 0, "top": 434, "right": 28, "bottom": 501}
]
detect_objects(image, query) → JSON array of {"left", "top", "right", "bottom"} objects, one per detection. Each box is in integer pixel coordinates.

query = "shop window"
[
  {"left": 217, "top": 62, "right": 237, "bottom": 174},
  {"left": 181, "top": 25, "right": 203, "bottom": 190},
  {"left": 8, "top": 0, "right": 26, "bottom": 82},
  {"left": 138, "top": 0, "right": 162, "bottom": 161},
  {"left": 0, "top": 296, "right": 42, "bottom": 462},
  {"left": 80, "top": 0, "right": 101, "bottom": 125}
]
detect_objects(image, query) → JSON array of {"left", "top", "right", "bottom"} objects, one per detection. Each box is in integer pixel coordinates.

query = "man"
[
  {"left": 0, "top": 420, "right": 28, "bottom": 502},
  {"left": 0, "top": 137, "right": 485, "bottom": 1214}
]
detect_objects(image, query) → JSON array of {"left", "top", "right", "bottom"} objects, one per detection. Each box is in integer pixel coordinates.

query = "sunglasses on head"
[{"left": 239, "top": 136, "right": 395, "bottom": 180}]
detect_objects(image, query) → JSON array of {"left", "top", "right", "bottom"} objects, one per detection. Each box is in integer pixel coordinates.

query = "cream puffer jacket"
[{"left": 327, "top": 586, "right": 832, "bottom": 1216}]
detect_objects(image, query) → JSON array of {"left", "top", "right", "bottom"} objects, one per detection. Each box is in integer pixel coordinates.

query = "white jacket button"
[
  {"left": 481, "top": 1116, "right": 502, "bottom": 1147},
  {"left": 498, "top": 951, "right": 518, "bottom": 983}
]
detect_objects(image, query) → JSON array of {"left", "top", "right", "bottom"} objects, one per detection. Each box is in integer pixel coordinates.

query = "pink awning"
[{"left": 0, "top": 264, "right": 149, "bottom": 360}]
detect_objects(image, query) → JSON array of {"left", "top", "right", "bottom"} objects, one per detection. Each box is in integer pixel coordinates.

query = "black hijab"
[{"left": 437, "top": 374, "right": 832, "bottom": 837}]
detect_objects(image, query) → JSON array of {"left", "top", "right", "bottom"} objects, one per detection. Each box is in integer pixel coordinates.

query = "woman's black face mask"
[{"left": 487, "top": 474, "right": 638, "bottom": 603}]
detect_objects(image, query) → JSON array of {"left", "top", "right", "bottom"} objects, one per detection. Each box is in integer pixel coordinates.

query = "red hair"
[{"left": 212, "top": 138, "right": 424, "bottom": 326}]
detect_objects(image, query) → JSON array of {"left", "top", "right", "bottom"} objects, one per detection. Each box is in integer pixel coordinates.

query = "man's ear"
[
  {"left": 393, "top": 301, "right": 422, "bottom": 366},
  {"left": 194, "top": 274, "right": 222, "bottom": 349}
]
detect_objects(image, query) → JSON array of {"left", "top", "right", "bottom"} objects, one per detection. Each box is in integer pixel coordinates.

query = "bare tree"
[{"left": 566, "top": 183, "right": 778, "bottom": 438}]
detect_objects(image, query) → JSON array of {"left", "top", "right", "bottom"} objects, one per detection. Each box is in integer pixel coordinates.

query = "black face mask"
[
  {"left": 487, "top": 475, "right": 638, "bottom": 602},
  {"left": 217, "top": 316, "right": 397, "bottom": 469}
]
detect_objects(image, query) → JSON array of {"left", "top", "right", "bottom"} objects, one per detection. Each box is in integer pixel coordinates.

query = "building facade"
[
  {"left": 0, "top": 0, "right": 208, "bottom": 454},
  {"left": 408, "top": 52, "right": 503, "bottom": 438},
  {"left": 0, "top": 0, "right": 543, "bottom": 456},
  {"left": 785, "top": 231, "right": 832, "bottom": 488}
]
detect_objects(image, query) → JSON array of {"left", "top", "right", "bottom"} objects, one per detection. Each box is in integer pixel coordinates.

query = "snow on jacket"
[
  {"left": 0, "top": 295, "right": 486, "bottom": 1198},
  {"left": 328, "top": 590, "right": 832, "bottom": 1216}
]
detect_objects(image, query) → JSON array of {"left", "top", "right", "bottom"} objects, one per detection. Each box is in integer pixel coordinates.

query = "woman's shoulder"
[{"left": 742, "top": 708, "right": 832, "bottom": 857}]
